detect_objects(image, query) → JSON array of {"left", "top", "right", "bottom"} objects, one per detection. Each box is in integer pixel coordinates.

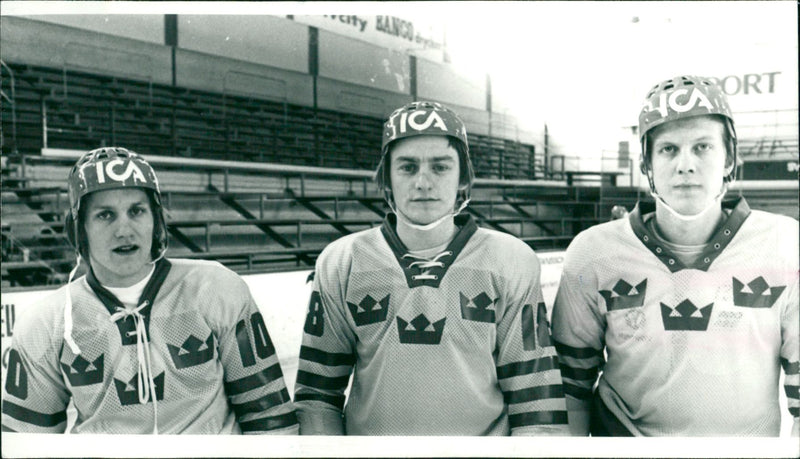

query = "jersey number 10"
[{"left": 235, "top": 312, "right": 275, "bottom": 368}]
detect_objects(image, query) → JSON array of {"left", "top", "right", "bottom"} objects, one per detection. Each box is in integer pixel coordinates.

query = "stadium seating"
[
  {"left": 1, "top": 29, "right": 796, "bottom": 288},
  {"left": 1, "top": 148, "right": 618, "bottom": 286},
  {"left": 1, "top": 63, "right": 542, "bottom": 180}
]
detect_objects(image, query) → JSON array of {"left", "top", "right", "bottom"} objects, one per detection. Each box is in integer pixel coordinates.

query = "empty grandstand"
[{"left": 1, "top": 14, "right": 797, "bottom": 289}]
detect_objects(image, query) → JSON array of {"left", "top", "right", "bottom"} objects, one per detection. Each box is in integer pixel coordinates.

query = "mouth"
[
  {"left": 411, "top": 198, "right": 438, "bottom": 202},
  {"left": 673, "top": 184, "right": 701, "bottom": 190},
  {"left": 112, "top": 244, "right": 140, "bottom": 255}
]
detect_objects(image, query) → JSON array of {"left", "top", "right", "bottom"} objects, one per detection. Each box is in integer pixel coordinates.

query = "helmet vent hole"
[{"left": 663, "top": 83, "right": 674, "bottom": 90}]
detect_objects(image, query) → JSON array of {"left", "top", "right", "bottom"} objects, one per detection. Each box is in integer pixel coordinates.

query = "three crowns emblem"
[
  {"left": 600, "top": 279, "right": 647, "bottom": 311},
  {"left": 460, "top": 292, "right": 496, "bottom": 323},
  {"left": 347, "top": 294, "right": 390, "bottom": 326},
  {"left": 167, "top": 333, "right": 215, "bottom": 369},
  {"left": 660, "top": 299, "right": 713, "bottom": 331},
  {"left": 397, "top": 314, "right": 446, "bottom": 345},
  {"left": 732, "top": 276, "right": 785, "bottom": 309},
  {"left": 61, "top": 355, "right": 104, "bottom": 387},
  {"left": 114, "top": 372, "right": 165, "bottom": 406}
]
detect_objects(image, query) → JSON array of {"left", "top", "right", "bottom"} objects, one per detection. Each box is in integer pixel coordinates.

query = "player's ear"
[
  {"left": 724, "top": 162, "right": 734, "bottom": 177},
  {"left": 723, "top": 150, "right": 735, "bottom": 175}
]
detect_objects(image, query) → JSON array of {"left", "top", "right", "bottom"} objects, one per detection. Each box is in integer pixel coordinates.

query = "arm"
[
  {"left": 293, "top": 249, "right": 357, "bottom": 435},
  {"left": 217, "top": 275, "right": 298, "bottom": 435},
  {"left": 2, "top": 303, "right": 70, "bottom": 433},
  {"left": 550, "top": 240, "right": 606, "bottom": 436},
  {"left": 495, "top": 249, "right": 569, "bottom": 436},
  {"left": 780, "top": 267, "right": 799, "bottom": 437}
]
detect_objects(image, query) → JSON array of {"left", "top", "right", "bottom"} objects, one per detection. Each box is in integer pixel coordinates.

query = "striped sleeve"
[
  {"left": 495, "top": 252, "right": 569, "bottom": 436},
  {"left": 550, "top": 237, "right": 606, "bottom": 436},
  {"left": 293, "top": 251, "right": 357, "bottom": 435},
  {"left": 218, "top": 278, "right": 298, "bottom": 434},
  {"left": 780, "top": 266, "right": 799, "bottom": 423},
  {"left": 1, "top": 301, "right": 70, "bottom": 433}
]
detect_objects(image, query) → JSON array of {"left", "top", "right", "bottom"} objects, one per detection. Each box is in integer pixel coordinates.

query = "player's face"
[
  {"left": 650, "top": 116, "right": 731, "bottom": 216},
  {"left": 389, "top": 136, "right": 461, "bottom": 225},
  {"left": 84, "top": 188, "right": 154, "bottom": 287}
]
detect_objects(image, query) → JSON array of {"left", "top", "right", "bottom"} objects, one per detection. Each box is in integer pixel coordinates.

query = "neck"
[
  {"left": 395, "top": 215, "right": 457, "bottom": 252},
  {"left": 653, "top": 200, "right": 725, "bottom": 245}
]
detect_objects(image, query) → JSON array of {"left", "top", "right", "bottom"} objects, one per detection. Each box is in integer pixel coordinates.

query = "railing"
[
  {"left": 0, "top": 59, "right": 17, "bottom": 153},
  {"left": 547, "top": 155, "right": 634, "bottom": 186},
  {"left": 1, "top": 63, "right": 545, "bottom": 180},
  {"left": 1, "top": 151, "right": 601, "bottom": 287}
]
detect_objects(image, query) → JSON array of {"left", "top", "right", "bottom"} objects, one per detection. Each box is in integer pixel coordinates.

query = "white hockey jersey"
[
  {"left": 1, "top": 258, "right": 298, "bottom": 434},
  {"left": 551, "top": 198, "right": 799, "bottom": 436},
  {"left": 294, "top": 214, "right": 569, "bottom": 435}
]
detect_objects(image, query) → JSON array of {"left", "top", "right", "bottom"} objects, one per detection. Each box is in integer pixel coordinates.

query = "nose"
[
  {"left": 113, "top": 215, "right": 135, "bottom": 239},
  {"left": 414, "top": 170, "right": 433, "bottom": 190},
  {"left": 674, "top": 147, "right": 696, "bottom": 175}
]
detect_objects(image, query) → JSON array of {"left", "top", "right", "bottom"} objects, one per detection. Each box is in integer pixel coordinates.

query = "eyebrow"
[
  {"left": 654, "top": 135, "right": 716, "bottom": 145},
  {"left": 89, "top": 200, "right": 148, "bottom": 210},
  {"left": 394, "top": 155, "right": 456, "bottom": 163}
]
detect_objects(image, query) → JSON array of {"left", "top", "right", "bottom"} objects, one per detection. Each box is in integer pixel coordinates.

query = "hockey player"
[
  {"left": 551, "top": 75, "right": 799, "bottom": 436},
  {"left": 1, "top": 147, "right": 298, "bottom": 434},
  {"left": 294, "top": 101, "right": 569, "bottom": 435}
]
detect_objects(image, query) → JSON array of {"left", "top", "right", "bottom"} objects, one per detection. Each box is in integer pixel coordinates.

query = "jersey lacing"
[
  {"left": 109, "top": 300, "right": 159, "bottom": 434},
  {"left": 63, "top": 256, "right": 83, "bottom": 355},
  {"left": 402, "top": 251, "right": 452, "bottom": 281}
]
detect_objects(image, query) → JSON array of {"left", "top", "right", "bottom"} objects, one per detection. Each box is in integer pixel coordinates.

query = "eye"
[
  {"left": 130, "top": 205, "right": 147, "bottom": 217},
  {"left": 398, "top": 163, "right": 417, "bottom": 174},
  {"left": 695, "top": 143, "right": 712, "bottom": 153},
  {"left": 658, "top": 145, "right": 677, "bottom": 155},
  {"left": 94, "top": 210, "right": 114, "bottom": 221},
  {"left": 432, "top": 163, "right": 451, "bottom": 173}
]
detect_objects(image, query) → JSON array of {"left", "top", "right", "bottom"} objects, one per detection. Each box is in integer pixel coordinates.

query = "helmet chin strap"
[
  {"left": 390, "top": 198, "right": 471, "bottom": 232},
  {"left": 650, "top": 183, "right": 728, "bottom": 222}
]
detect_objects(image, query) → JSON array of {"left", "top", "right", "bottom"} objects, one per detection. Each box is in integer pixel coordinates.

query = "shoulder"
[
  {"left": 562, "top": 219, "right": 627, "bottom": 268},
  {"left": 472, "top": 227, "right": 541, "bottom": 275},
  {"left": 567, "top": 218, "right": 625, "bottom": 253},
  {"left": 11, "top": 284, "right": 71, "bottom": 359},
  {"left": 747, "top": 209, "right": 799, "bottom": 232},
  {"left": 15, "top": 285, "right": 69, "bottom": 330},
  {"left": 166, "top": 258, "right": 250, "bottom": 293},
  {"left": 474, "top": 227, "right": 537, "bottom": 259},
  {"left": 317, "top": 227, "right": 380, "bottom": 267},
  {"left": 742, "top": 210, "right": 799, "bottom": 261},
  {"left": 168, "top": 257, "right": 242, "bottom": 281}
]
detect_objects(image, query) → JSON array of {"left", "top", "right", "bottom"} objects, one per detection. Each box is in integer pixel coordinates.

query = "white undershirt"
[
  {"left": 644, "top": 210, "right": 730, "bottom": 266},
  {"left": 407, "top": 240, "right": 452, "bottom": 260},
  {"left": 103, "top": 264, "right": 156, "bottom": 309}
]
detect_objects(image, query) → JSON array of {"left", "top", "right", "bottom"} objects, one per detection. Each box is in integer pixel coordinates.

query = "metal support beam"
[
  {"left": 209, "top": 184, "right": 315, "bottom": 265},
  {"left": 357, "top": 198, "right": 387, "bottom": 218},
  {"left": 167, "top": 226, "right": 203, "bottom": 253},
  {"left": 295, "top": 197, "right": 352, "bottom": 236}
]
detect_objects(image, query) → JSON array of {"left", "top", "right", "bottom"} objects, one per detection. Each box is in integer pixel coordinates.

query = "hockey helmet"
[
  {"left": 639, "top": 75, "right": 738, "bottom": 190},
  {"left": 376, "top": 101, "right": 475, "bottom": 193},
  {"left": 66, "top": 147, "right": 167, "bottom": 260}
]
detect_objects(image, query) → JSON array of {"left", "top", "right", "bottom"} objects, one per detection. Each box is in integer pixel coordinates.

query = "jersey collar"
[
  {"left": 629, "top": 197, "right": 751, "bottom": 273},
  {"left": 86, "top": 258, "right": 172, "bottom": 344},
  {"left": 381, "top": 213, "right": 477, "bottom": 288}
]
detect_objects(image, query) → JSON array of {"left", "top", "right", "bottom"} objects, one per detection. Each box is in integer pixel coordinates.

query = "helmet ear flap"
[
  {"left": 65, "top": 208, "right": 90, "bottom": 261},
  {"left": 145, "top": 190, "right": 169, "bottom": 260},
  {"left": 65, "top": 211, "right": 78, "bottom": 251},
  {"left": 639, "top": 137, "right": 649, "bottom": 176}
]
